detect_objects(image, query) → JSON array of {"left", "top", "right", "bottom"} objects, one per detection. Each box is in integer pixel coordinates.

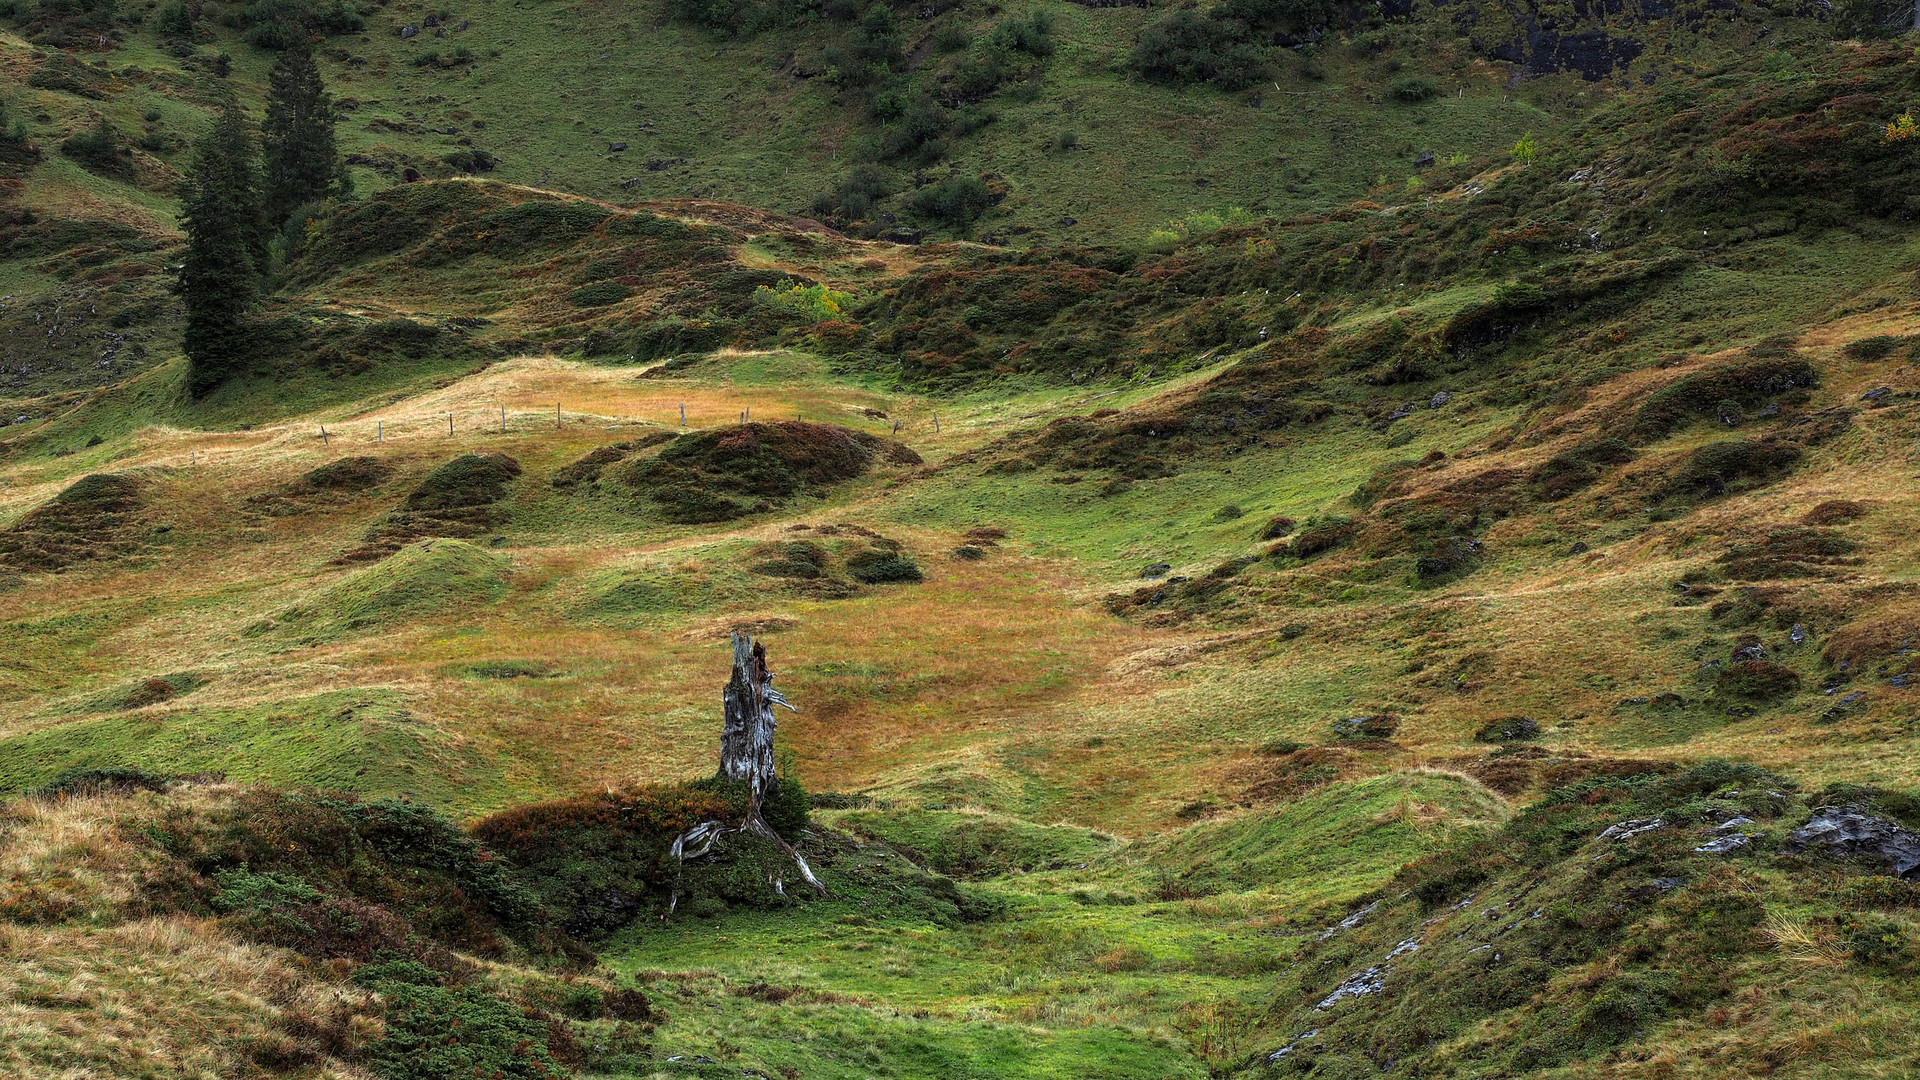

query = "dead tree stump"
[{"left": 670, "top": 633, "right": 826, "bottom": 901}]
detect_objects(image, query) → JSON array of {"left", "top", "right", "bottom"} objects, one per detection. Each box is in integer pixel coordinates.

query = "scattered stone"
[
  {"left": 646, "top": 156, "right": 687, "bottom": 171},
  {"left": 1568, "top": 541, "right": 1589, "bottom": 555},
  {"left": 1166, "top": 575, "right": 1190, "bottom": 584},
  {"left": 1141, "top": 563, "right": 1171, "bottom": 579},
  {"left": 1430, "top": 391, "right": 1451, "bottom": 408},
  {"left": 1790, "top": 623, "right": 1807, "bottom": 646},
  {"left": 1268, "top": 1029, "right": 1321, "bottom": 1062},
  {"left": 1696, "top": 833, "right": 1752, "bottom": 854},
  {"left": 1651, "top": 876, "right": 1683, "bottom": 890},
  {"left": 1316, "top": 900, "right": 1379, "bottom": 940},
  {"left": 609, "top": 141, "right": 627, "bottom": 152},
  {"left": 1785, "top": 806, "right": 1920, "bottom": 878},
  {"left": 400, "top": 24, "right": 418, "bottom": 37},
  {"left": 1597, "top": 817, "right": 1665, "bottom": 841},
  {"left": 1415, "top": 150, "right": 1436, "bottom": 168},
  {"left": 423, "top": 13, "right": 438, "bottom": 26},
  {"left": 1892, "top": 674, "right": 1911, "bottom": 688},
  {"left": 1862, "top": 386, "right": 1892, "bottom": 401}
]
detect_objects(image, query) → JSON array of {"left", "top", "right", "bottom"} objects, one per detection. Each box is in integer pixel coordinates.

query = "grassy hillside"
[{"left": 5, "top": 1, "right": 1920, "bottom": 1078}]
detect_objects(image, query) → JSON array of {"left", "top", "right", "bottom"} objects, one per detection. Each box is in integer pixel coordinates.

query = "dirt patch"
[
  {"left": 625, "top": 422, "right": 920, "bottom": 523},
  {"left": 338, "top": 453, "right": 521, "bottom": 562},
  {"left": 0, "top": 473, "right": 148, "bottom": 573}
]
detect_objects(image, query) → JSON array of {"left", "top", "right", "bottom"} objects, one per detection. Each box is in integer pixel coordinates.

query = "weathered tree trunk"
[
  {"left": 669, "top": 634, "right": 825, "bottom": 903},
  {"left": 719, "top": 634, "right": 782, "bottom": 807}
]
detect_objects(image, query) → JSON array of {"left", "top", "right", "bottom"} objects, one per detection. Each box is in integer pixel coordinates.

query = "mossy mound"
[
  {"left": 742, "top": 525, "right": 922, "bottom": 596},
  {"left": 833, "top": 808, "right": 1117, "bottom": 879},
  {"left": 550, "top": 431, "right": 676, "bottom": 490},
  {"left": 275, "top": 539, "right": 510, "bottom": 641},
  {"left": 0, "top": 473, "right": 148, "bottom": 574},
  {"left": 248, "top": 456, "right": 394, "bottom": 517},
  {"left": 343, "top": 453, "right": 521, "bottom": 561},
  {"left": 625, "top": 422, "right": 921, "bottom": 523}
]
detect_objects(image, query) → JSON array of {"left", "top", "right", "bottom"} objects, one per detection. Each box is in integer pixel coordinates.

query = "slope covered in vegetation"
[{"left": 5, "top": 0, "right": 1920, "bottom": 1077}]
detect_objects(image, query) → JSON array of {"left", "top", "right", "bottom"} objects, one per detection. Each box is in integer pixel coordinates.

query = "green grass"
[{"left": 0, "top": 688, "right": 507, "bottom": 805}]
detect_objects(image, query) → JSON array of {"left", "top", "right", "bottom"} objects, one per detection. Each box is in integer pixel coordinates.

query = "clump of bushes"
[{"left": 906, "top": 174, "right": 991, "bottom": 232}]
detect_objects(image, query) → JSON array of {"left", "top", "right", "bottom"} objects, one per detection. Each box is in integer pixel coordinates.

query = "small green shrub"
[
  {"left": 846, "top": 547, "right": 922, "bottom": 584},
  {"left": 59, "top": 117, "right": 131, "bottom": 179},
  {"left": 570, "top": 280, "right": 630, "bottom": 307},
  {"left": 1391, "top": 77, "right": 1438, "bottom": 102},
  {"left": 906, "top": 174, "right": 991, "bottom": 231}
]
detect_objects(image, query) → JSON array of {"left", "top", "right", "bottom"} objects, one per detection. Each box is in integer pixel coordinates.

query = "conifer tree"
[
  {"left": 176, "top": 102, "right": 263, "bottom": 398},
  {"left": 262, "top": 42, "right": 343, "bottom": 229}
]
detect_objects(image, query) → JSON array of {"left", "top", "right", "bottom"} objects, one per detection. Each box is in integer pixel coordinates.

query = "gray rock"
[
  {"left": 1821, "top": 690, "right": 1866, "bottom": 722},
  {"left": 1268, "top": 1029, "right": 1321, "bottom": 1062},
  {"left": 1568, "top": 541, "right": 1589, "bottom": 555},
  {"left": 1785, "top": 806, "right": 1920, "bottom": 878},
  {"left": 1598, "top": 817, "right": 1665, "bottom": 841},
  {"left": 400, "top": 24, "right": 418, "bottom": 37},
  {"left": 1862, "top": 386, "right": 1892, "bottom": 401},
  {"left": 1696, "top": 833, "right": 1752, "bottom": 855},
  {"left": 1430, "top": 390, "right": 1452, "bottom": 407},
  {"left": 609, "top": 141, "right": 628, "bottom": 152},
  {"left": 1790, "top": 623, "right": 1807, "bottom": 646},
  {"left": 1415, "top": 150, "right": 1436, "bottom": 168},
  {"left": 1141, "top": 563, "right": 1171, "bottom": 579}
]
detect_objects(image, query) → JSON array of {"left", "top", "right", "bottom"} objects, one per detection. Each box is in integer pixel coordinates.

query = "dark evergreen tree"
[
  {"left": 261, "top": 42, "right": 342, "bottom": 229},
  {"left": 176, "top": 102, "right": 263, "bottom": 398}
]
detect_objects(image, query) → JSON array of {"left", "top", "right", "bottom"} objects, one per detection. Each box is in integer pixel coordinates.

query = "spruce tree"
[
  {"left": 176, "top": 102, "right": 263, "bottom": 398},
  {"left": 262, "top": 42, "right": 342, "bottom": 230}
]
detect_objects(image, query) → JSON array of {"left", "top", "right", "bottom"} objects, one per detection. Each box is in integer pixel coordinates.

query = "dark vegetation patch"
[
  {"left": 549, "top": 432, "right": 677, "bottom": 490},
  {"left": 1716, "top": 526, "right": 1860, "bottom": 581},
  {"left": 238, "top": 309, "right": 500, "bottom": 384},
  {"left": 470, "top": 778, "right": 818, "bottom": 938},
  {"left": 247, "top": 456, "right": 393, "bottom": 516},
  {"left": 1628, "top": 355, "right": 1819, "bottom": 443},
  {"left": 137, "top": 787, "right": 557, "bottom": 961},
  {"left": 1106, "top": 555, "right": 1259, "bottom": 625},
  {"left": 624, "top": 422, "right": 919, "bottom": 523},
  {"left": 743, "top": 527, "right": 922, "bottom": 596},
  {"left": 342, "top": 453, "right": 520, "bottom": 561},
  {"left": 0, "top": 473, "right": 149, "bottom": 574}
]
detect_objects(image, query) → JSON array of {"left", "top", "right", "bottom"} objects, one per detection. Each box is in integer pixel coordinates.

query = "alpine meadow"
[{"left": 7, "top": 0, "right": 1920, "bottom": 1075}]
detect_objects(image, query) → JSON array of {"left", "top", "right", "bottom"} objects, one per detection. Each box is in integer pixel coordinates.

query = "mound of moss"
[
  {"left": 472, "top": 776, "right": 812, "bottom": 937},
  {"left": 0, "top": 473, "right": 148, "bottom": 574},
  {"left": 626, "top": 422, "right": 920, "bottom": 523},
  {"left": 742, "top": 527, "right": 922, "bottom": 596},
  {"left": 345, "top": 453, "right": 520, "bottom": 560},
  {"left": 833, "top": 808, "right": 1116, "bottom": 879},
  {"left": 278, "top": 538, "right": 510, "bottom": 641},
  {"left": 248, "top": 455, "right": 394, "bottom": 516}
]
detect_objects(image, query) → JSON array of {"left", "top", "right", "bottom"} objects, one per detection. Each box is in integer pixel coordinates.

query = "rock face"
[{"left": 1785, "top": 807, "right": 1920, "bottom": 879}]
